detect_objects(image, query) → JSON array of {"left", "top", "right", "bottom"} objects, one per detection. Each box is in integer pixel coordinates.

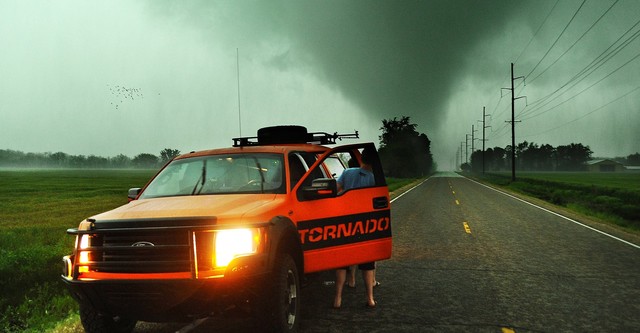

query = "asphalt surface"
[{"left": 133, "top": 172, "right": 640, "bottom": 332}]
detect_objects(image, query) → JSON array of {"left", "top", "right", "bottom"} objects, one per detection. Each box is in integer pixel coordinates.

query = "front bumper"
[
  {"left": 62, "top": 253, "right": 270, "bottom": 322},
  {"left": 63, "top": 274, "right": 267, "bottom": 322}
]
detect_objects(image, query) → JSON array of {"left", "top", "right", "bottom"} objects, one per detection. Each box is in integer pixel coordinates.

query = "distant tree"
[
  {"left": 160, "top": 148, "right": 181, "bottom": 165},
  {"left": 516, "top": 141, "right": 532, "bottom": 171},
  {"left": 50, "top": 152, "right": 69, "bottom": 168},
  {"left": 537, "top": 144, "right": 555, "bottom": 171},
  {"left": 556, "top": 143, "right": 592, "bottom": 171},
  {"left": 505, "top": 145, "right": 514, "bottom": 172},
  {"left": 478, "top": 142, "right": 598, "bottom": 172},
  {"left": 110, "top": 154, "right": 132, "bottom": 168},
  {"left": 483, "top": 147, "right": 506, "bottom": 171},
  {"left": 627, "top": 153, "right": 640, "bottom": 166},
  {"left": 24, "top": 152, "right": 48, "bottom": 167},
  {"left": 87, "top": 155, "right": 108, "bottom": 168},
  {"left": 470, "top": 149, "right": 482, "bottom": 172},
  {"left": 378, "top": 116, "right": 433, "bottom": 177},
  {"left": 0, "top": 149, "right": 25, "bottom": 166},
  {"left": 69, "top": 155, "right": 87, "bottom": 168},
  {"left": 132, "top": 153, "right": 159, "bottom": 169},
  {"left": 516, "top": 142, "right": 554, "bottom": 171}
]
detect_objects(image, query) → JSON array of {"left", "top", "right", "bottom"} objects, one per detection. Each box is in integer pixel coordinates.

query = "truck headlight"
[
  {"left": 215, "top": 228, "right": 260, "bottom": 268},
  {"left": 78, "top": 234, "right": 90, "bottom": 264},
  {"left": 77, "top": 234, "right": 93, "bottom": 273}
]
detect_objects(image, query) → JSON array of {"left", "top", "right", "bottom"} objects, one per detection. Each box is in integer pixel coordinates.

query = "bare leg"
[
  {"left": 347, "top": 265, "right": 356, "bottom": 287},
  {"left": 373, "top": 268, "right": 381, "bottom": 286},
  {"left": 334, "top": 269, "right": 347, "bottom": 308},
  {"left": 362, "top": 269, "right": 375, "bottom": 307}
]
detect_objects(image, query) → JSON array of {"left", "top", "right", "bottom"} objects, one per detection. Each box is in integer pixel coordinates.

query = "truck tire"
[
  {"left": 261, "top": 253, "right": 300, "bottom": 333},
  {"left": 79, "top": 305, "right": 136, "bottom": 333}
]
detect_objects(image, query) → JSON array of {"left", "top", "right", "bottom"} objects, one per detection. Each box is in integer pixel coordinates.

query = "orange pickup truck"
[{"left": 62, "top": 126, "right": 392, "bottom": 333}]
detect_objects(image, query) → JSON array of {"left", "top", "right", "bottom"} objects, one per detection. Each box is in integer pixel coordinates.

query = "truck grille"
[{"left": 89, "top": 230, "right": 192, "bottom": 273}]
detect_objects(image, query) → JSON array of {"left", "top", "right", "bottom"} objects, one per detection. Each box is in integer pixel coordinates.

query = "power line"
[
  {"left": 491, "top": 76, "right": 516, "bottom": 122},
  {"left": 488, "top": 80, "right": 526, "bottom": 143},
  {"left": 521, "top": 85, "right": 640, "bottom": 138},
  {"left": 514, "top": 0, "right": 560, "bottom": 65},
  {"left": 488, "top": 102, "right": 512, "bottom": 141},
  {"left": 528, "top": 0, "right": 620, "bottom": 84},
  {"left": 563, "top": 22, "right": 640, "bottom": 90},
  {"left": 480, "top": 1, "right": 638, "bottom": 154},
  {"left": 488, "top": 122, "right": 511, "bottom": 141},
  {"left": 524, "top": 0, "right": 587, "bottom": 79},
  {"left": 519, "top": 20, "right": 640, "bottom": 118},
  {"left": 520, "top": 47, "right": 640, "bottom": 121}
]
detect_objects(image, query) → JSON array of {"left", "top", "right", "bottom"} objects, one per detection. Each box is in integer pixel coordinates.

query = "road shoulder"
[{"left": 461, "top": 174, "right": 640, "bottom": 247}]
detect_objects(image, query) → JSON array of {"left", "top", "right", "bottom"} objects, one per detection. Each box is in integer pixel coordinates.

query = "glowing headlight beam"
[
  {"left": 79, "top": 234, "right": 89, "bottom": 249},
  {"left": 78, "top": 234, "right": 91, "bottom": 265},
  {"left": 215, "top": 229, "right": 258, "bottom": 268}
]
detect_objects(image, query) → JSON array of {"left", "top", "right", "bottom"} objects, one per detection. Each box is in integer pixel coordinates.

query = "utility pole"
[
  {"left": 236, "top": 48, "right": 242, "bottom": 137},
  {"left": 465, "top": 134, "right": 470, "bottom": 164},
  {"left": 460, "top": 142, "right": 464, "bottom": 170},
  {"left": 471, "top": 124, "right": 477, "bottom": 165},
  {"left": 502, "top": 63, "right": 524, "bottom": 181},
  {"left": 481, "top": 106, "right": 490, "bottom": 174},
  {"left": 510, "top": 63, "right": 515, "bottom": 181}
]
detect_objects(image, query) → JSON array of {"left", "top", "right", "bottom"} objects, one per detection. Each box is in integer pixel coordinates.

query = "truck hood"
[{"left": 90, "top": 194, "right": 280, "bottom": 222}]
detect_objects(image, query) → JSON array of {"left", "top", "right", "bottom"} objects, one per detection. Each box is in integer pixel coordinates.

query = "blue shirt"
[{"left": 338, "top": 167, "right": 374, "bottom": 191}]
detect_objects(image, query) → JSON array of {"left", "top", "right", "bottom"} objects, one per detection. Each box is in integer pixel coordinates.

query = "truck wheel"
[
  {"left": 79, "top": 305, "right": 136, "bottom": 333},
  {"left": 262, "top": 254, "right": 300, "bottom": 333}
]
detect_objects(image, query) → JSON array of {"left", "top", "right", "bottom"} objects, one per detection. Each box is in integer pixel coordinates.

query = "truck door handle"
[{"left": 373, "top": 196, "right": 388, "bottom": 209}]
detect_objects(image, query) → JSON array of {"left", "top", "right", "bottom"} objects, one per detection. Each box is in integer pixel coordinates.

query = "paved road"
[{"left": 136, "top": 173, "right": 640, "bottom": 332}]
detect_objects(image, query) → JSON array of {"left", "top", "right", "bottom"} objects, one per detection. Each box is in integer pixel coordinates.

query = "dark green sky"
[{"left": 1, "top": 0, "right": 638, "bottom": 170}]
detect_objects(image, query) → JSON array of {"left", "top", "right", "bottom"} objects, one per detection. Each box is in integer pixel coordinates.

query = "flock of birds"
[{"left": 108, "top": 84, "right": 144, "bottom": 110}]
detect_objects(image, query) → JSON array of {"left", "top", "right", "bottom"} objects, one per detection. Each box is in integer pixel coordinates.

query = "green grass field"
[
  {"left": 386, "top": 177, "right": 420, "bottom": 193},
  {"left": 0, "top": 169, "right": 411, "bottom": 332},
  {"left": 0, "top": 169, "right": 156, "bottom": 332},
  {"left": 479, "top": 172, "right": 640, "bottom": 231},
  {"left": 515, "top": 172, "right": 640, "bottom": 190}
]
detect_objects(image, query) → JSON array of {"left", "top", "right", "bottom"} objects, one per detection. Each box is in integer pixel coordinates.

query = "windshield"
[{"left": 140, "top": 153, "right": 285, "bottom": 198}]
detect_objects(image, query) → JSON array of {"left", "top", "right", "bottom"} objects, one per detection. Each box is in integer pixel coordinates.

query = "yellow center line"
[
  {"left": 463, "top": 222, "right": 471, "bottom": 234},
  {"left": 502, "top": 328, "right": 515, "bottom": 333},
  {"left": 455, "top": 199, "right": 460, "bottom": 205}
]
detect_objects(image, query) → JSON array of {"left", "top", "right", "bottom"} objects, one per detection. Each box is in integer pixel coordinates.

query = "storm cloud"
[
  {"left": 1, "top": 0, "right": 638, "bottom": 170},
  {"left": 150, "top": 0, "right": 523, "bottom": 127}
]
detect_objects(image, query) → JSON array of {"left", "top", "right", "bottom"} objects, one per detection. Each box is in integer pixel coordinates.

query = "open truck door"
[{"left": 292, "top": 143, "right": 392, "bottom": 273}]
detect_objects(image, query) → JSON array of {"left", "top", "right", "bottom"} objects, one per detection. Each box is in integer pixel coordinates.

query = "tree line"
[
  {"left": 0, "top": 148, "right": 181, "bottom": 169},
  {"left": 465, "top": 141, "right": 640, "bottom": 172},
  {"left": 0, "top": 117, "right": 436, "bottom": 178},
  {"left": 378, "top": 116, "right": 434, "bottom": 178}
]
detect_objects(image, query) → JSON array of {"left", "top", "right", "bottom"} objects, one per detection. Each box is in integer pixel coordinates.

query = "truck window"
[{"left": 323, "top": 154, "right": 347, "bottom": 179}]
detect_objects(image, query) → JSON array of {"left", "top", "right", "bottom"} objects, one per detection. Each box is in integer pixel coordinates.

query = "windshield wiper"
[
  {"left": 250, "top": 156, "right": 265, "bottom": 193},
  {"left": 191, "top": 160, "right": 207, "bottom": 195}
]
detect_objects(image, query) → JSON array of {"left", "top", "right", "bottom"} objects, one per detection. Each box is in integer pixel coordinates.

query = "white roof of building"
[{"left": 586, "top": 159, "right": 622, "bottom": 165}]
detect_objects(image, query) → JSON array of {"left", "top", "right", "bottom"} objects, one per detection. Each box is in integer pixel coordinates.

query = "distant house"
[{"left": 586, "top": 159, "right": 626, "bottom": 172}]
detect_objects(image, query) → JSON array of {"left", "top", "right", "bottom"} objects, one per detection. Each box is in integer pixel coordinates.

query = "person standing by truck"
[{"left": 333, "top": 148, "right": 378, "bottom": 309}]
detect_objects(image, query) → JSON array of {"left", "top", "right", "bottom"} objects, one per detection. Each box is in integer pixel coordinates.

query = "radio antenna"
[{"left": 236, "top": 48, "right": 242, "bottom": 137}]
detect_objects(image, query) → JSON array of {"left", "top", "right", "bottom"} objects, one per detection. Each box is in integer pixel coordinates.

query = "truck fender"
[{"left": 266, "top": 216, "right": 303, "bottom": 275}]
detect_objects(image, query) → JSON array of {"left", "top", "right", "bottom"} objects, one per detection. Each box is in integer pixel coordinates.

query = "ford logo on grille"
[{"left": 131, "top": 241, "right": 155, "bottom": 247}]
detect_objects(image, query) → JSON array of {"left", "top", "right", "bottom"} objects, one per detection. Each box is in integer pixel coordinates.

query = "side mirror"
[
  {"left": 301, "top": 178, "right": 337, "bottom": 200},
  {"left": 128, "top": 188, "right": 142, "bottom": 201}
]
